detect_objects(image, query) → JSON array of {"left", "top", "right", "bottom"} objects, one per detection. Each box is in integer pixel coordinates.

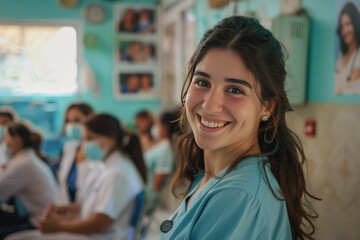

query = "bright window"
[{"left": 0, "top": 22, "right": 79, "bottom": 95}]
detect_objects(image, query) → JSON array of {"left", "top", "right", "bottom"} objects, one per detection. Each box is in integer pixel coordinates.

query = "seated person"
[
  {"left": 57, "top": 102, "right": 94, "bottom": 205},
  {"left": 0, "top": 123, "right": 58, "bottom": 239},
  {"left": 5, "top": 114, "right": 147, "bottom": 240},
  {"left": 143, "top": 110, "right": 179, "bottom": 209},
  {"left": 0, "top": 110, "right": 15, "bottom": 166}
]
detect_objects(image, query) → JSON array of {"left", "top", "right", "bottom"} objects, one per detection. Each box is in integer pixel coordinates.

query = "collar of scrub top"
[
  {"left": 160, "top": 164, "right": 230, "bottom": 233},
  {"left": 160, "top": 155, "right": 269, "bottom": 234}
]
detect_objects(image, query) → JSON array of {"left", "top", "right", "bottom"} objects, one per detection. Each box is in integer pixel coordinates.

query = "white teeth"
[{"left": 200, "top": 117, "right": 226, "bottom": 128}]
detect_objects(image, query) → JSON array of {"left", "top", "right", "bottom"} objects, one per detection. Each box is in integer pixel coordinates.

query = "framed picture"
[
  {"left": 114, "top": 4, "right": 157, "bottom": 34},
  {"left": 116, "top": 40, "right": 156, "bottom": 63},
  {"left": 113, "top": 4, "right": 159, "bottom": 100},
  {"left": 113, "top": 67, "right": 158, "bottom": 99},
  {"left": 335, "top": 0, "right": 360, "bottom": 94}
]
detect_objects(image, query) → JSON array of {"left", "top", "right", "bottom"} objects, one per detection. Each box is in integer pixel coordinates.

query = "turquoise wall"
[
  {"left": 1, "top": 0, "right": 359, "bottom": 135},
  {"left": 303, "top": 0, "right": 360, "bottom": 103},
  {"left": 0, "top": 0, "right": 160, "bottom": 133},
  {"left": 195, "top": 0, "right": 360, "bottom": 104}
]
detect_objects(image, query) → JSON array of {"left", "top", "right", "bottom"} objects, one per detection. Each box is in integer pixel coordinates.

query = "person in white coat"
[
  {"left": 0, "top": 111, "right": 15, "bottom": 167},
  {"left": 57, "top": 102, "right": 94, "bottom": 205},
  {"left": 0, "top": 123, "right": 58, "bottom": 239},
  {"left": 143, "top": 110, "right": 179, "bottom": 210},
  {"left": 5, "top": 114, "right": 147, "bottom": 240}
]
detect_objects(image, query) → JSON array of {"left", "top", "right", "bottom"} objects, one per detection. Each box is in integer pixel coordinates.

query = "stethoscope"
[
  {"left": 346, "top": 48, "right": 359, "bottom": 81},
  {"left": 160, "top": 205, "right": 181, "bottom": 233}
]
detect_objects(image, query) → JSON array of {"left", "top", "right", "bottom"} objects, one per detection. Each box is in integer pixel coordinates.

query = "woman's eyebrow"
[
  {"left": 225, "top": 78, "right": 253, "bottom": 89},
  {"left": 194, "top": 71, "right": 211, "bottom": 78},
  {"left": 194, "top": 71, "right": 253, "bottom": 89}
]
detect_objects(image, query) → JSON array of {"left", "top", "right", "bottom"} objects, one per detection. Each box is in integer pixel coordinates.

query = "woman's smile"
[{"left": 196, "top": 114, "right": 230, "bottom": 132}]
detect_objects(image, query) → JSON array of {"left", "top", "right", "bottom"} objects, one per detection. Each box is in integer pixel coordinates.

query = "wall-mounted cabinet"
[{"left": 272, "top": 15, "right": 310, "bottom": 105}]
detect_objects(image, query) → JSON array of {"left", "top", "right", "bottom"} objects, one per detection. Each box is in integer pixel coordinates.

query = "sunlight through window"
[{"left": 0, "top": 24, "right": 78, "bottom": 95}]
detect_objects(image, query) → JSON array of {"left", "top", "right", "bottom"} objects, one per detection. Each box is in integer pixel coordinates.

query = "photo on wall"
[
  {"left": 114, "top": 68, "right": 157, "bottom": 99},
  {"left": 335, "top": 0, "right": 360, "bottom": 94},
  {"left": 115, "top": 5, "right": 156, "bottom": 34},
  {"left": 116, "top": 40, "right": 156, "bottom": 63}
]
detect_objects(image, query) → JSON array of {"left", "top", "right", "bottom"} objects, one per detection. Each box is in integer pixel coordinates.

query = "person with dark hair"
[
  {"left": 0, "top": 123, "right": 57, "bottom": 239},
  {"left": 336, "top": 2, "right": 360, "bottom": 92},
  {"left": 143, "top": 110, "right": 179, "bottom": 211},
  {"left": 62, "top": 102, "right": 94, "bottom": 140},
  {"left": 57, "top": 102, "right": 94, "bottom": 205},
  {"left": 160, "top": 16, "right": 319, "bottom": 240},
  {"left": 118, "top": 8, "right": 138, "bottom": 33},
  {"left": 6, "top": 114, "right": 146, "bottom": 240},
  {"left": 134, "top": 110, "right": 156, "bottom": 152},
  {"left": 0, "top": 110, "right": 15, "bottom": 166},
  {"left": 31, "top": 131, "right": 48, "bottom": 164}
]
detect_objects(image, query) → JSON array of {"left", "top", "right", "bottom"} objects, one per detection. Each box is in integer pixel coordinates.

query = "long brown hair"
[
  {"left": 84, "top": 113, "right": 147, "bottom": 183},
  {"left": 7, "top": 123, "right": 48, "bottom": 163},
  {"left": 172, "top": 16, "right": 320, "bottom": 240}
]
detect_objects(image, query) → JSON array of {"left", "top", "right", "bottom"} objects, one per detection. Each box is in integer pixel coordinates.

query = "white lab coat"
[
  {"left": 6, "top": 150, "right": 144, "bottom": 240},
  {"left": 0, "top": 141, "right": 9, "bottom": 166},
  {"left": 57, "top": 140, "right": 80, "bottom": 205},
  {"left": 0, "top": 148, "right": 58, "bottom": 227},
  {"left": 78, "top": 150, "right": 143, "bottom": 240}
]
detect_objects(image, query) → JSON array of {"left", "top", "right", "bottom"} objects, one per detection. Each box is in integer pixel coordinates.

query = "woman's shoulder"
[
  {"left": 106, "top": 151, "right": 140, "bottom": 176},
  {"left": 210, "top": 155, "right": 282, "bottom": 205}
]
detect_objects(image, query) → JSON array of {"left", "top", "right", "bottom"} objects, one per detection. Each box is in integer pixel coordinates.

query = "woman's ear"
[{"left": 262, "top": 98, "right": 277, "bottom": 118}]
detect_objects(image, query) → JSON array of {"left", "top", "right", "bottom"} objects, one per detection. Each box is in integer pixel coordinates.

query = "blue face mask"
[
  {"left": 83, "top": 141, "right": 105, "bottom": 161},
  {"left": 65, "top": 124, "right": 83, "bottom": 140}
]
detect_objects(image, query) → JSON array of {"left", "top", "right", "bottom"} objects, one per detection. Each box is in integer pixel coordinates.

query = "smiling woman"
[{"left": 160, "top": 16, "right": 320, "bottom": 240}]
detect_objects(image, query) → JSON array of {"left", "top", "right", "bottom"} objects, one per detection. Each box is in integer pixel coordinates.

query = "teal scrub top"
[{"left": 160, "top": 156, "right": 292, "bottom": 240}]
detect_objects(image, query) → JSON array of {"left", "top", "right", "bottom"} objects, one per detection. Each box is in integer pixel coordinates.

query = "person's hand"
[
  {"left": 41, "top": 204, "right": 58, "bottom": 219},
  {"left": 39, "top": 205, "right": 61, "bottom": 233},
  {"left": 51, "top": 203, "right": 81, "bottom": 220}
]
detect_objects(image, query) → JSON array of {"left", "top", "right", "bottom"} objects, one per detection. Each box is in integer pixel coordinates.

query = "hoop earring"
[{"left": 264, "top": 128, "right": 273, "bottom": 144}]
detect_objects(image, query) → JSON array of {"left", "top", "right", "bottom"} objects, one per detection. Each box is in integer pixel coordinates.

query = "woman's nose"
[{"left": 202, "top": 89, "right": 223, "bottom": 114}]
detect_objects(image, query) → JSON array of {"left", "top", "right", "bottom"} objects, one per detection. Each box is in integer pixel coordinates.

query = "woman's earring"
[{"left": 262, "top": 115, "right": 269, "bottom": 122}]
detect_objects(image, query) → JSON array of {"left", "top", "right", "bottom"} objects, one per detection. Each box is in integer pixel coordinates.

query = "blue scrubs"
[{"left": 160, "top": 156, "right": 292, "bottom": 240}]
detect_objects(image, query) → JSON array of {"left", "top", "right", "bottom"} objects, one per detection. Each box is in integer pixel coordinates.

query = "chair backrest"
[
  {"left": 127, "top": 191, "right": 145, "bottom": 240},
  {"left": 130, "top": 191, "right": 145, "bottom": 228}
]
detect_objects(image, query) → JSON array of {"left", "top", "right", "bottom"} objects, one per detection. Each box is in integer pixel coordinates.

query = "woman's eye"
[
  {"left": 227, "top": 87, "right": 244, "bottom": 94},
  {"left": 194, "top": 79, "right": 210, "bottom": 87}
]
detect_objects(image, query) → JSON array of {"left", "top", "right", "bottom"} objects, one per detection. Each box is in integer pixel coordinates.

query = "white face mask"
[{"left": 150, "top": 125, "right": 160, "bottom": 139}]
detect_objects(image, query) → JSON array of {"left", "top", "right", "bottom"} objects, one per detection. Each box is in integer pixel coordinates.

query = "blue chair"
[{"left": 127, "top": 191, "right": 145, "bottom": 240}]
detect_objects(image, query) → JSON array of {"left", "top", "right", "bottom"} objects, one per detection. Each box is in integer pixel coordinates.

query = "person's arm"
[
  {"left": 40, "top": 212, "right": 113, "bottom": 234},
  {"left": 350, "top": 69, "right": 360, "bottom": 82},
  {"left": 0, "top": 164, "right": 24, "bottom": 201},
  {"left": 154, "top": 173, "right": 168, "bottom": 192},
  {"left": 44, "top": 203, "right": 81, "bottom": 220}
]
